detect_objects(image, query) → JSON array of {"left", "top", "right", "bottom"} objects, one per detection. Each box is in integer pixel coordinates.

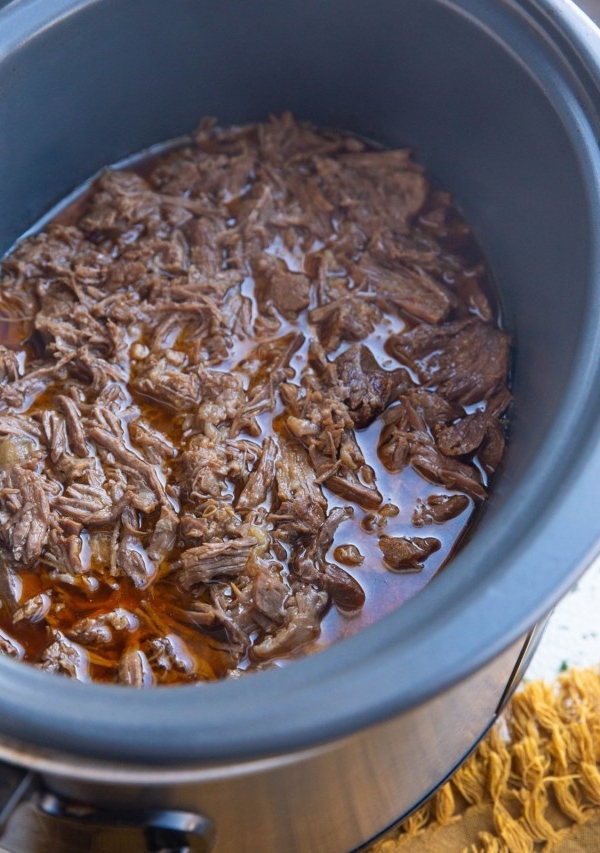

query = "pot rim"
[{"left": 0, "top": 0, "right": 599, "bottom": 768}]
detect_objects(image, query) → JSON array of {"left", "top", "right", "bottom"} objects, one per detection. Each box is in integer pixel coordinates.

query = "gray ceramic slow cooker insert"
[{"left": 0, "top": 1, "right": 599, "bottom": 851}]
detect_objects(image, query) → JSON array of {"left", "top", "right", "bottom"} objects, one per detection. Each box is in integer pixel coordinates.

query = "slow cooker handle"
[
  {"left": 38, "top": 790, "right": 216, "bottom": 852},
  {"left": 0, "top": 765, "right": 215, "bottom": 852}
]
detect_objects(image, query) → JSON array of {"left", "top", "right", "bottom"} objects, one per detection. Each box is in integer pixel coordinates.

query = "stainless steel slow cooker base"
[{"left": 0, "top": 628, "right": 544, "bottom": 853}]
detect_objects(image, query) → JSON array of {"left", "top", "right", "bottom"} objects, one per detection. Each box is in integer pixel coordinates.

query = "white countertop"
[{"left": 525, "top": 555, "right": 600, "bottom": 681}]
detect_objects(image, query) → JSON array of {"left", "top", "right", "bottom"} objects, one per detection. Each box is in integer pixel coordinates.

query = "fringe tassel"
[
  {"left": 369, "top": 664, "right": 600, "bottom": 853},
  {"left": 471, "top": 831, "right": 508, "bottom": 852}
]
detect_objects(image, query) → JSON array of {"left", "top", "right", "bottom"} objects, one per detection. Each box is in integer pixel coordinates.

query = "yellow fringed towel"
[{"left": 367, "top": 666, "right": 600, "bottom": 853}]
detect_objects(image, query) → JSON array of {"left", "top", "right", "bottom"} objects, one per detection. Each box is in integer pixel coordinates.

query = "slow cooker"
[{"left": 0, "top": 0, "right": 599, "bottom": 850}]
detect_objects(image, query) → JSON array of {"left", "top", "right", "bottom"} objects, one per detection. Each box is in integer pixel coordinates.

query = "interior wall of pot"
[{"left": 0, "top": 0, "right": 592, "bottom": 524}]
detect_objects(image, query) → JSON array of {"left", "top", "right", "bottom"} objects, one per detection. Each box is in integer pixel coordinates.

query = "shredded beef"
[
  {"left": 412, "top": 494, "right": 470, "bottom": 527},
  {"left": 275, "top": 441, "right": 327, "bottom": 536},
  {"left": 0, "top": 114, "right": 511, "bottom": 684},
  {"left": 237, "top": 436, "right": 277, "bottom": 510},
  {"left": 176, "top": 537, "right": 257, "bottom": 588},
  {"left": 378, "top": 536, "right": 441, "bottom": 572},
  {"left": 253, "top": 255, "right": 311, "bottom": 322},
  {"left": 388, "top": 317, "right": 511, "bottom": 406},
  {"left": 331, "top": 344, "right": 410, "bottom": 428}
]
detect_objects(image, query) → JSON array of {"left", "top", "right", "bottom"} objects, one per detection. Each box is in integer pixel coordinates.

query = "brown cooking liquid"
[{"left": 0, "top": 117, "right": 509, "bottom": 684}]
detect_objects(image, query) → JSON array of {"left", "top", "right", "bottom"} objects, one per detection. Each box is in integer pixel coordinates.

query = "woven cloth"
[{"left": 366, "top": 667, "right": 600, "bottom": 853}]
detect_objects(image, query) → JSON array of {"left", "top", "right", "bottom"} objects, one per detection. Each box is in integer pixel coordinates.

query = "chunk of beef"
[
  {"left": 145, "top": 635, "right": 195, "bottom": 676},
  {"left": 431, "top": 386, "right": 511, "bottom": 460},
  {"left": 68, "top": 350, "right": 127, "bottom": 392},
  {"left": 434, "top": 410, "right": 492, "bottom": 457},
  {"left": 184, "top": 596, "right": 250, "bottom": 661},
  {"left": 388, "top": 317, "right": 511, "bottom": 406},
  {"left": 333, "top": 543, "right": 364, "bottom": 567},
  {"left": 220, "top": 287, "right": 253, "bottom": 342},
  {"left": 87, "top": 425, "right": 165, "bottom": 505},
  {"left": 275, "top": 441, "right": 327, "bottom": 536},
  {"left": 253, "top": 255, "right": 311, "bottom": 321},
  {"left": 291, "top": 507, "right": 365, "bottom": 611},
  {"left": 69, "top": 617, "right": 113, "bottom": 646},
  {"left": 42, "top": 528, "right": 85, "bottom": 577},
  {"left": 251, "top": 585, "right": 328, "bottom": 661},
  {"left": 411, "top": 442, "right": 487, "bottom": 500},
  {"left": 195, "top": 369, "right": 247, "bottom": 432},
  {"left": 478, "top": 420, "right": 507, "bottom": 476},
  {"left": 315, "top": 151, "right": 428, "bottom": 233},
  {"left": 53, "top": 482, "right": 112, "bottom": 524},
  {"left": 0, "top": 347, "right": 20, "bottom": 385},
  {"left": 311, "top": 506, "right": 353, "bottom": 563},
  {"left": 70, "top": 608, "right": 138, "bottom": 645},
  {"left": 281, "top": 362, "right": 353, "bottom": 464},
  {"left": 0, "top": 414, "right": 43, "bottom": 445},
  {"left": 180, "top": 433, "right": 254, "bottom": 510},
  {"left": 57, "top": 396, "right": 88, "bottom": 457},
  {"left": 339, "top": 148, "right": 417, "bottom": 171},
  {"left": 412, "top": 494, "right": 470, "bottom": 527},
  {"left": 252, "top": 565, "right": 289, "bottom": 624},
  {"left": 281, "top": 349, "right": 384, "bottom": 509},
  {"left": 378, "top": 535, "right": 441, "bottom": 572},
  {"left": 129, "top": 421, "right": 177, "bottom": 466},
  {"left": 0, "top": 467, "right": 52, "bottom": 566},
  {"left": 35, "top": 302, "right": 119, "bottom": 359},
  {"left": 180, "top": 504, "right": 241, "bottom": 546},
  {"left": 402, "top": 388, "right": 463, "bottom": 432},
  {"left": 353, "top": 255, "right": 455, "bottom": 324},
  {"left": 113, "top": 506, "right": 156, "bottom": 589},
  {"left": 292, "top": 506, "right": 353, "bottom": 584},
  {"left": 179, "top": 127, "right": 255, "bottom": 197},
  {"left": 0, "top": 563, "right": 23, "bottom": 610},
  {"left": 321, "top": 429, "right": 383, "bottom": 510},
  {"left": 146, "top": 505, "right": 179, "bottom": 564},
  {"left": 37, "top": 630, "right": 89, "bottom": 680},
  {"left": 310, "top": 295, "right": 381, "bottom": 353},
  {"left": 186, "top": 244, "right": 246, "bottom": 303},
  {"left": 180, "top": 441, "right": 233, "bottom": 504},
  {"left": 238, "top": 332, "right": 304, "bottom": 422},
  {"left": 177, "top": 537, "right": 257, "bottom": 588},
  {"left": 332, "top": 344, "right": 411, "bottom": 428},
  {"left": 79, "top": 169, "right": 161, "bottom": 239},
  {"left": 132, "top": 353, "right": 201, "bottom": 412},
  {"left": 378, "top": 404, "right": 427, "bottom": 478},
  {"left": 39, "top": 411, "right": 69, "bottom": 464},
  {"left": 146, "top": 290, "right": 225, "bottom": 354},
  {"left": 378, "top": 394, "right": 487, "bottom": 500},
  {"left": 371, "top": 224, "right": 438, "bottom": 262},
  {"left": 237, "top": 436, "right": 278, "bottom": 511},
  {"left": 0, "top": 223, "right": 82, "bottom": 287},
  {"left": 322, "top": 563, "right": 365, "bottom": 611},
  {"left": 0, "top": 357, "right": 71, "bottom": 411},
  {"left": 253, "top": 111, "right": 348, "bottom": 165}
]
